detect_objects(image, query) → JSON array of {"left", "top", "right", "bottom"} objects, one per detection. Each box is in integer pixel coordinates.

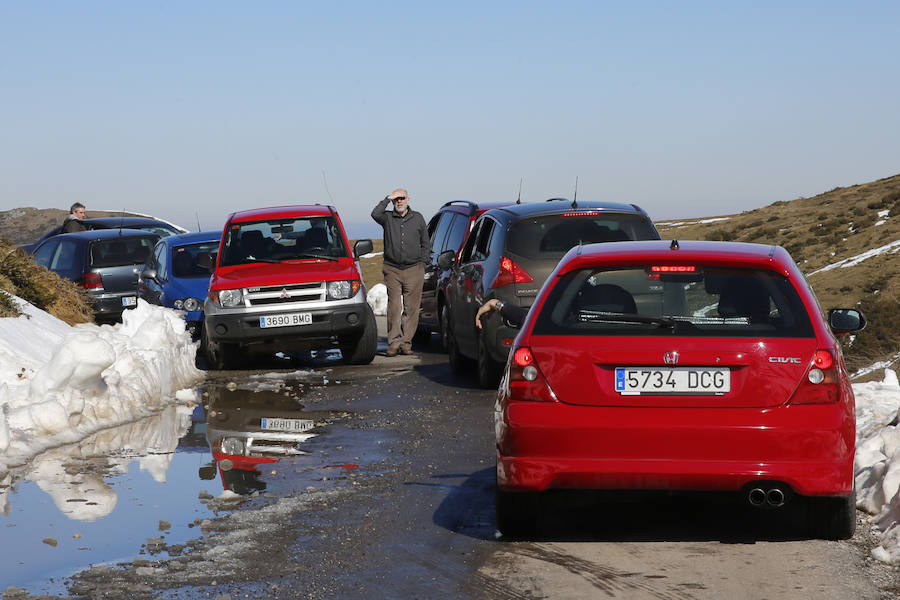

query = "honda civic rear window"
[
  {"left": 90, "top": 236, "right": 157, "bottom": 268},
  {"left": 506, "top": 213, "right": 658, "bottom": 259},
  {"left": 532, "top": 266, "right": 814, "bottom": 338}
]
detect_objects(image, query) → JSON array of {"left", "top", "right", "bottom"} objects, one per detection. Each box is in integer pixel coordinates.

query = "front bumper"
[{"left": 495, "top": 399, "right": 854, "bottom": 497}]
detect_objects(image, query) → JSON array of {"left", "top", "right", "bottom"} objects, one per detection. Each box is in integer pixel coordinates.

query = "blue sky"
[{"left": 2, "top": 1, "right": 899, "bottom": 238}]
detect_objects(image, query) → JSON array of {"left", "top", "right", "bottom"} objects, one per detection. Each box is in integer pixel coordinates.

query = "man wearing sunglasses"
[{"left": 372, "top": 188, "right": 429, "bottom": 357}]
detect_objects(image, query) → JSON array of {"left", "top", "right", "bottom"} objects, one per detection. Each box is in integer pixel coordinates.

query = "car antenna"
[
  {"left": 119, "top": 208, "right": 125, "bottom": 236},
  {"left": 516, "top": 177, "right": 523, "bottom": 204},
  {"left": 571, "top": 177, "right": 579, "bottom": 208},
  {"left": 322, "top": 170, "right": 336, "bottom": 204},
  {"left": 196, "top": 211, "right": 201, "bottom": 231}
]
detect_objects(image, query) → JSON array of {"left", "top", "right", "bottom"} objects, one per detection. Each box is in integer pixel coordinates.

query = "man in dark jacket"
[
  {"left": 372, "top": 188, "right": 429, "bottom": 356},
  {"left": 62, "top": 202, "right": 87, "bottom": 233}
]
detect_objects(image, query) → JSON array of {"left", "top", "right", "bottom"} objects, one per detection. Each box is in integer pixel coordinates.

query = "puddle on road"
[{"left": 0, "top": 370, "right": 350, "bottom": 596}]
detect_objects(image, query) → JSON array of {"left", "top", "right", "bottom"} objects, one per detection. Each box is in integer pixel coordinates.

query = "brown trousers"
[{"left": 382, "top": 263, "right": 425, "bottom": 350}]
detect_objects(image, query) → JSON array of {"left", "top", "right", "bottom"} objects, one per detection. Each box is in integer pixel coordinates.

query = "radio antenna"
[
  {"left": 516, "top": 178, "right": 523, "bottom": 204},
  {"left": 196, "top": 211, "right": 201, "bottom": 231},
  {"left": 322, "top": 170, "right": 336, "bottom": 204},
  {"left": 572, "top": 176, "right": 579, "bottom": 208}
]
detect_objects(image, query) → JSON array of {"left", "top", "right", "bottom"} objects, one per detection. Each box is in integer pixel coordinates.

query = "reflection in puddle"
[{"left": 0, "top": 372, "right": 347, "bottom": 595}]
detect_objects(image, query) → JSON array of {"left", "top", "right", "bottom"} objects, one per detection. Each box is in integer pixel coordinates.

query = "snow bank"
[
  {"left": 0, "top": 297, "right": 203, "bottom": 472},
  {"left": 367, "top": 283, "right": 387, "bottom": 316}
]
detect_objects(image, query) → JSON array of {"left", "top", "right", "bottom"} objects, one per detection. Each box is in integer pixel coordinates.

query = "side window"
[
  {"left": 32, "top": 240, "right": 59, "bottom": 268},
  {"left": 444, "top": 213, "right": 469, "bottom": 254},
  {"left": 459, "top": 219, "right": 483, "bottom": 264},
  {"left": 157, "top": 244, "right": 169, "bottom": 279},
  {"left": 429, "top": 212, "right": 453, "bottom": 256},
  {"left": 52, "top": 239, "right": 81, "bottom": 271},
  {"left": 471, "top": 218, "right": 495, "bottom": 262}
]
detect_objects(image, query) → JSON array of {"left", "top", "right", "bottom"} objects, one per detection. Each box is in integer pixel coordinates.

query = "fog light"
[
  {"left": 347, "top": 313, "right": 359, "bottom": 325},
  {"left": 215, "top": 324, "right": 228, "bottom": 335}
]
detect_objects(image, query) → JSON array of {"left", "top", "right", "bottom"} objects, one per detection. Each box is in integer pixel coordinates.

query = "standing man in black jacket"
[{"left": 372, "top": 188, "right": 429, "bottom": 356}]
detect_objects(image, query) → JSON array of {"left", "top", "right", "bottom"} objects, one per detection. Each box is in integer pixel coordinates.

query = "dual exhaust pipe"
[{"left": 746, "top": 483, "right": 791, "bottom": 509}]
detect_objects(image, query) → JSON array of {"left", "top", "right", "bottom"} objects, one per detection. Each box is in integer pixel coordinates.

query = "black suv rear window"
[
  {"left": 90, "top": 237, "right": 157, "bottom": 268},
  {"left": 533, "top": 266, "right": 814, "bottom": 338},
  {"left": 506, "top": 213, "right": 658, "bottom": 259}
]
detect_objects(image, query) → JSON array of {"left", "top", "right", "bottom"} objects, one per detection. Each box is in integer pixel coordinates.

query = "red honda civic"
[{"left": 495, "top": 239, "right": 865, "bottom": 539}]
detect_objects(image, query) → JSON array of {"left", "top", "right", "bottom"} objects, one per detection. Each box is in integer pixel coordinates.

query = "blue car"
[{"left": 139, "top": 231, "right": 221, "bottom": 338}]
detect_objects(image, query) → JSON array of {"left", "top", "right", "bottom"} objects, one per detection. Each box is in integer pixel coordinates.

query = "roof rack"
[{"left": 441, "top": 200, "right": 478, "bottom": 216}]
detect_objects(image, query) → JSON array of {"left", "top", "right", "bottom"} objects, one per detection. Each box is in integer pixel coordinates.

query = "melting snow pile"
[{"left": 0, "top": 297, "right": 203, "bottom": 473}]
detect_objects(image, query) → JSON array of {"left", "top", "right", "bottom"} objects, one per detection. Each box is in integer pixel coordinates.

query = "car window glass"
[
  {"left": 459, "top": 219, "right": 482, "bottom": 263},
  {"left": 32, "top": 240, "right": 59, "bottom": 268},
  {"left": 429, "top": 212, "right": 454, "bottom": 257},
  {"left": 507, "top": 214, "right": 658, "bottom": 259},
  {"left": 471, "top": 218, "right": 495, "bottom": 261},
  {"left": 533, "top": 266, "right": 814, "bottom": 338},
  {"left": 90, "top": 236, "right": 158, "bottom": 268},
  {"left": 172, "top": 241, "right": 220, "bottom": 278},
  {"left": 221, "top": 216, "right": 348, "bottom": 266},
  {"left": 51, "top": 238, "right": 81, "bottom": 271},
  {"left": 444, "top": 213, "right": 469, "bottom": 254}
]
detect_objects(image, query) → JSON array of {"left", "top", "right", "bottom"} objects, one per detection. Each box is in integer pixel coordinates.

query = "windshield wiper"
[
  {"left": 289, "top": 253, "right": 339, "bottom": 262},
  {"left": 244, "top": 256, "right": 282, "bottom": 264},
  {"left": 577, "top": 311, "right": 677, "bottom": 328}
]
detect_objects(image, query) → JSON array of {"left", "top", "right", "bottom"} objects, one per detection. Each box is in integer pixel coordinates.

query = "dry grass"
[{"left": 0, "top": 240, "right": 94, "bottom": 324}]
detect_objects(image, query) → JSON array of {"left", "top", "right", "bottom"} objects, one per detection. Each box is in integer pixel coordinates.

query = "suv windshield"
[
  {"left": 90, "top": 236, "right": 157, "bottom": 268},
  {"left": 507, "top": 213, "right": 658, "bottom": 258},
  {"left": 220, "top": 216, "right": 348, "bottom": 266},
  {"left": 533, "top": 266, "right": 814, "bottom": 338}
]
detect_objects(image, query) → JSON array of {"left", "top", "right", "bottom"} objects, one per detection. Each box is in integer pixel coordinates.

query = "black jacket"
[
  {"left": 62, "top": 215, "right": 87, "bottom": 233},
  {"left": 371, "top": 198, "right": 429, "bottom": 269}
]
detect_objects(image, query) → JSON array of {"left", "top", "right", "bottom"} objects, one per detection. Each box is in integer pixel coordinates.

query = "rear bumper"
[
  {"left": 91, "top": 292, "right": 138, "bottom": 322},
  {"left": 495, "top": 400, "right": 854, "bottom": 497}
]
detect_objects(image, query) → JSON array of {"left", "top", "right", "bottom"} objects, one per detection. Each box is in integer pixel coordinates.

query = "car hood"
[
  {"left": 210, "top": 258, "right": 359, "bottom": 291},
  {"left": 164, "top": 276, "right": 212, "bottom": 301}
]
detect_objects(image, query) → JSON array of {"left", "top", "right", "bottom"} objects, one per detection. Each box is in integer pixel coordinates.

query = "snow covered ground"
[{"left": 0, "top": 293, "right": 899, "bottom": 562}]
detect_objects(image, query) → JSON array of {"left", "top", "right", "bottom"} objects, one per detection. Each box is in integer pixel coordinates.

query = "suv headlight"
[
  {"left": 174, "top": 297, "right": 203, "bottom": 311},
  {"left": 327, "top": 280, "right": 361, "bottom": 300},
  {"left": 210, "top": 289, "right": 244, "bottom": 308}
]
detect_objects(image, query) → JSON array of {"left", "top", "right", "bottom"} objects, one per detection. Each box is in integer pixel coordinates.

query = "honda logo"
[{"left": 663, "top": 351, "right": 679, "bottom": 365}]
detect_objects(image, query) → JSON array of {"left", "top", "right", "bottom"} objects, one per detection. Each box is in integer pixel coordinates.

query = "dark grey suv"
[{"left": 439, "top": 199, "right": 660, "bottom": 387}]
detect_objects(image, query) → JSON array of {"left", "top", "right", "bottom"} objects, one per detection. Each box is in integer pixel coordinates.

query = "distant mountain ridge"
[{"left": 0, "top": 207, "right": 154, "bottom": 247}]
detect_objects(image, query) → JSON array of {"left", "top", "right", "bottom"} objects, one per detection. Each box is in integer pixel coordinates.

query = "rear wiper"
[{"left": 578, "top": 311, "right": 676, "bottom": 328}]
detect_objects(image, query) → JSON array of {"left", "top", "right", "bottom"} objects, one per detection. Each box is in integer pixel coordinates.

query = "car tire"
[
  {"left": 808, "top": 487, "right": 857, "bottom": 540},
  {"left": 202, "top": 326, "right": 239, "bottom": 371},
  {"left": 477, "top": 330, "right": 503, "bottom": 389},
  {"left": 447, "top": 327, "right": 468, "bottom": 375},
  {"left": 495, "top": 487, "right": 538, "bottom": 538},
  {"left": 412, "top": 326, "right": 431, "bottom": 346},
  {"left": 341, "top": 306, "right": 378, "bottom": 365}
]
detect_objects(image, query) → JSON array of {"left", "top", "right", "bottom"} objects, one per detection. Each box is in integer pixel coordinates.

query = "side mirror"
[
  {"left": 437, "top": 249, "right": 456, "bottom": 270},
  {"left": 196, "top": 252, "right": 215, "bottom": 271},
  {"left": 143, "top": 268, "right": 159, "bottom": 282},
  {"left": 353, "top": 239, "right": 374, "bottom": 258},
  {"left": 828, "top": 308, "right": 866, "bottom": 333}
]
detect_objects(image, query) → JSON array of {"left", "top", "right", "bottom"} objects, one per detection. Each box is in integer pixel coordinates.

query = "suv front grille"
[{"left": 246, "top": 282, "right": 325, "bottom": 306}]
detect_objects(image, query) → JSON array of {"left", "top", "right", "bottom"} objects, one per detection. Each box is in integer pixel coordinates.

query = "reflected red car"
[{"left": 495, "top": 240, "right": 865, "bottom": 539}]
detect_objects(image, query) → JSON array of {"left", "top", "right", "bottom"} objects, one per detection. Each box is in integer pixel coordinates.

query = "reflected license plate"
[
  {"left": 122, "top": 296, "right": 137, "bottom": 307},
  {"left": 615, "top": 367, "right": 730, "bottom": 395},
  {"left": 260, "top": 418, "right": 315, "bottom": 432},
  {"left": 259, "top": 312, "right": 312, "bottom": 328}
]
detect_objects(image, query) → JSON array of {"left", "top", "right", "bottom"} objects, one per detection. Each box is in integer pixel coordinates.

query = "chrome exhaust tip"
[
  {"left": 748, "top": 488, "right": 767, "bottom": 506},
  {"left": 766, "top": 488, "right": 786, "bottom": 507}
]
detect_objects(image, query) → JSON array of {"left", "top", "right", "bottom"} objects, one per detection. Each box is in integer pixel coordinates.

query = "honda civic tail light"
[
  {"left": 790, "top": 349, "right": 841, "bottom": 404},
  {"left": 507, "top": 346, "right": 558, "bottom": 402},
  {"left": 82, "top": 272, "right": 104, "bottom": 290},
  {"left": 492, "top": 256, "right": 534, "bottom": 288}
]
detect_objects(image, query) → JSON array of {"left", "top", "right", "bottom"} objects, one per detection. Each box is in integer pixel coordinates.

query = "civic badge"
[
  {"left": 280, "top": 289, "right": 290, "bottom": 299},
  {"left": 664, "top": 351, "right": 679, "bottom": 365}
]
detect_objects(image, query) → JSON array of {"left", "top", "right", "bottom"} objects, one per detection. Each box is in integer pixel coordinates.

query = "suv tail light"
[
  {"left": 507, "top": 346, "right": 558, "bottom": 402},
  {"left": 789, "top": 349, "right": 841, "bottom": 404},
  {"left": 83, "top": 272, "right": 104, "bottom": 290},
  {"left": 491, "top": 256, "right": 534, "bottom": 288}
]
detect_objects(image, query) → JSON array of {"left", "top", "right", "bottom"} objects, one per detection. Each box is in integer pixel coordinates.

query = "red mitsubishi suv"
[{"left": 201, "top": 205, "right": 376, "bottom": 369}]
